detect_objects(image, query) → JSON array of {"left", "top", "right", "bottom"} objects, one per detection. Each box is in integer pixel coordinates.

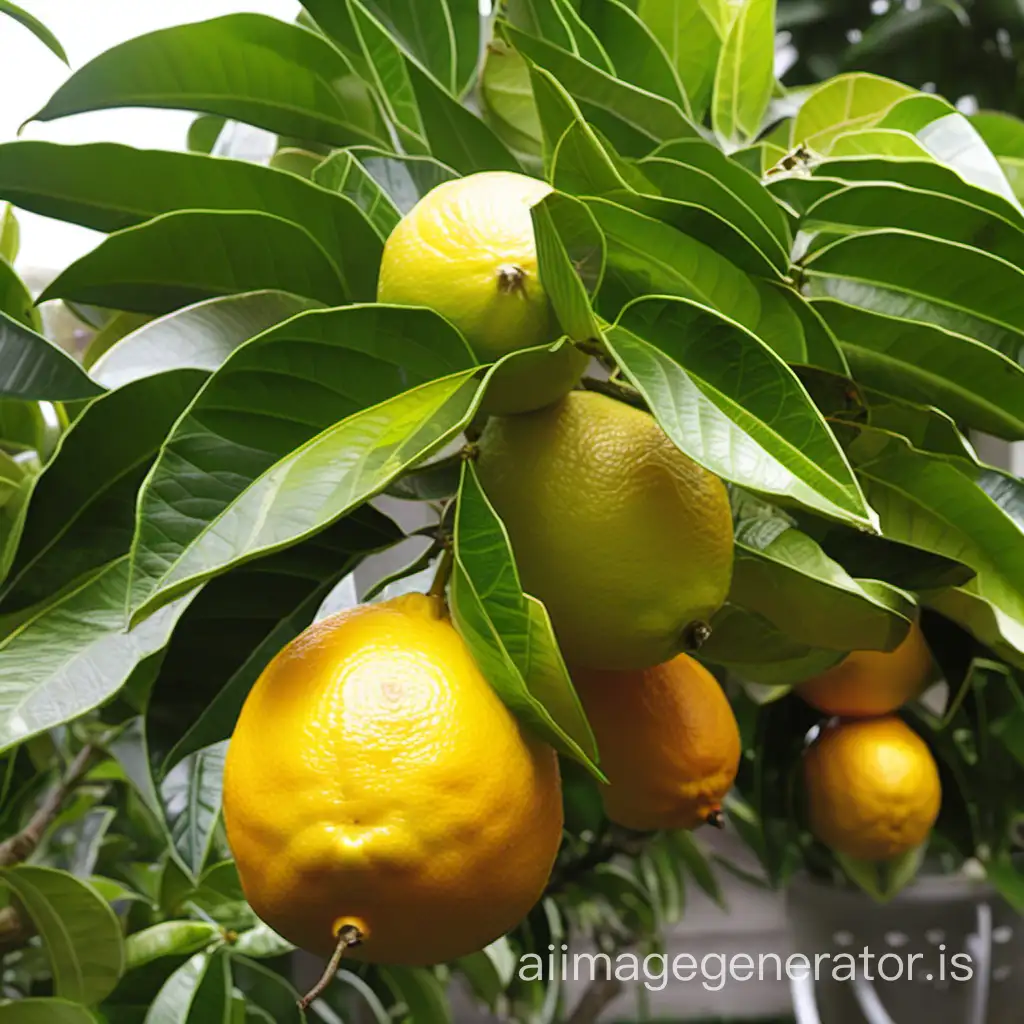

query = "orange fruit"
[
  {"left": 804, "top": 716, "right": 941, "bottom": 861},
  {"left": 223, "top": 594, "right": 562, "bottom": 964},
  {"left": 797, "top": 619, "right": 933, "bottom": 717},
  {"left": 572, "top": 653, "right": 741, "bottom": 830}
]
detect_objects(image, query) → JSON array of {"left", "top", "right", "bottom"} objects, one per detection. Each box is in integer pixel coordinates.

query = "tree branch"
[
  {"left": 566, "top": 976, "right": 624, "bottom": 1024},
  {"left": 0, "top": 744, "right": 94, "bottom": 867}
]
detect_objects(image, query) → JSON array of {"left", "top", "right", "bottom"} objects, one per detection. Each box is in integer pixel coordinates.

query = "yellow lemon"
[
  {"left": 476, "top": 390, "right": 734, "bottom": 670},
  {"left": 804, "top": 716, "right": 941, "bottom": 861},
  {"left": 572, "top": 654, "right": 741, "bottom": 831},
  {"left": 797, "top": 619, "right": 934, "bottom": 717},
  {"left": 223, "top": 593, "right": 562, "bottom": 964},
  {"left": 377, "top": 170, "right": 587, "bottom": 414}
]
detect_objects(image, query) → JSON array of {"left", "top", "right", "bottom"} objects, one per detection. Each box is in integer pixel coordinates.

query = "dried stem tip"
[
  {"left": 297, "top": 925, "right": 364, "bottom": 1011},
  {"left": 497, "top": 263, "right": 527, "bottom": 293},
  {"left": 682, "top": 620, "right": 712, "bottom": 651},
  {"left": 706, "top": 809, "right": 726, "bottom": 830}
]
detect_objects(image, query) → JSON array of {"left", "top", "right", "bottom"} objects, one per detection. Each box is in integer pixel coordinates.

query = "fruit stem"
[
  {"left": 579, "top": 376, "right": 647, "bottom": 411},
  {"left": 706, "top": 809, "right": 726, "bottom": 829},
  {"left": 429, "top": 545, "right": 454, "bottom": 600},
  {"left": 296, "top": 924, "right": 364, "bottom": 1011}
]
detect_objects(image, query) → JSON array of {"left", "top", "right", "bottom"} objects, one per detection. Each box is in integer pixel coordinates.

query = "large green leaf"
[
  {"left": 972, "top": 110, "right": 1024, "bottom": 202},
  {"left": 0, "top": 1000, "right": 96, "bottom": 1024},
  {"left": 0, "top": 1, "right": 66, "bottom": 61},
  {"left": 406, "top": 57, "right": 523, "bottom": 175},
  {"left": 0, "top": 257, "right": 39, "bottom": 329},
  {"left": 125, "top": 922, "right": 221, "bottom": 970},
  {"left": 451, "top": 461, "right": 598, "bottom": 771},
  {"left": 841, "top": 426, "right": 1024, "bottom": 666},
  {"left": 803, "top": 181, "right": 1024, "bottom": 272},
  {"left": 804, "top": 230, "right": 1024, "bottom": 358},
  {"left": 729, "top": 489, "right": 914, "bottom": 653},
  {"left": 605, "top": 296, "right": 873, "bottom": 527},
  {"left": 0, "top": 203, "right": 19, "bottom": 264},
  {"left": 0, "top": 142, "right": 382, "bottom": 301},
  {"left": 29, "top": 15, "right": 388, "bottom": 149},
  {"left": 577, "top": 0, "right": 689, "bottom": 113},
  {"left": 40, "top": 211, "right": 348, "bottom": 315},
  {"left": 0, "top": 370, "right": 206, "bottom": 611},
  {"left": 0, "top": 866, "right": 123, "bottom": 1005},
  {"left": 90, "top": 292, "right": 318, "bottom": 391},
  {"left": 0, "top": 310, "right": 103, "bottom": 402},
  {"left": 588, "top": 197, "right": 761, "bottom": 329},
  {"left": 129, "top": 305, "right": 476, "bottom": 617},
  {"left": 154, "top": 506, "right": 400, "bottom": 773},
  {"left": 312, "top": 150, "right": 402, "bottom": 239},
  {"left": 635, "top": 0, "right": 724, "bottom": 120},
  {"left": 505, "top": 23, "right": 696, "bottom": 148},
  {"left": 231, "top": 957, "right": 304, "bottom": 1023},
  {"left": 0, "top": 559, "right": 196, "bottom": 753},
  {"left": 160, "top": 741, "right": 227, "bottom": 879},
  {"left": 481, "top": 39, "right": 544, "bottom": 160},
  {"left": 792, "top": 73, "right": 913, "bottom": 151},
  {"left": 343, "top": 146, "right": 459, "bottom": 215},
  {"left": 379, "top": 967, "right": 453, "bottom": 1024},
  {"left": 815, "top": 299, "right": 1024, "bottom": 441},
  {"left": 146, "top": 950, "right": 231, "bottom": 1024},
  {"left": 711, "top": 0, "right": 775, "bottom": 148}
]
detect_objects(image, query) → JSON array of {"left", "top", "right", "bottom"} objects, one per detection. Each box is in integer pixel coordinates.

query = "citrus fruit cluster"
[
  {"left": 797, "top": 622, "right": 942, "bottom": 861},
  {"left": 222, "top": 171, "right": 741, "bottom": 970}
]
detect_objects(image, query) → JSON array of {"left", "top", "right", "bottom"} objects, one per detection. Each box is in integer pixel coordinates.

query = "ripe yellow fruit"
[
  {"left": 476, "top": 390, "right": 734, "bottom": 670},
  {"left": 223, "top": 594, "right": 562, "bottom": 964},
  {"left": 797, "top": 619, "right": 934, "bottom": 717},
  {"left": 572, "top": 654, "right": 741, "bottom": 831},
  {"left": 377, "top": 170, "right": 587, "bottom": 414},
  {"left": 804, "top": 716, "right": 941, "bottom": 862}
]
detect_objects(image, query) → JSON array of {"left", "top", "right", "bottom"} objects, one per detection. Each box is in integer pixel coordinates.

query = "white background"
[{"left": 0, "top": 0, "right": 300, "bottom": 268}]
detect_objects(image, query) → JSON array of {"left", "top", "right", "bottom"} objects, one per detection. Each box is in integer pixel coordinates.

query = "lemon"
[
  {"left": 223, "top": 594, "right": 562, "bottom": 964},
  {"left": 804, "top": 716, "right": 941, "bottom": 861},
  {"left": 572, "top": 654, "right": 741, "bottom": 830},
  {"left": 797, "top": 619, "right": 934, "bottom": 717},
  {"left": 476, "top": 390, "right": 734, "bottom": 670},
  {"left": 377, "top": 170, "right": 587, "bottom": 414}
]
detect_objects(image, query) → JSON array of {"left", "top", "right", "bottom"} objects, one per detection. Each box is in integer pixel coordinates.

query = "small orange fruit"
[
  {"left": 571, "top": 653, "right": 741, "bottom": 831},
  {"left": 804, "top": 716, "right": 941, "bottom": 861},
  {"left": 797, "top": 619, "right": 934, "bottom": 717}
]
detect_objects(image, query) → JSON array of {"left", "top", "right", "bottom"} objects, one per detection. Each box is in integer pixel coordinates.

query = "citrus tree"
[{"left": 1, "top": 1, "right": 1024, "bottom": 1022}]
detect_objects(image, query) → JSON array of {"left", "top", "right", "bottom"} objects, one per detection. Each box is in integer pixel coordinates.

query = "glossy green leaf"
[
  {"left": 578, "top": 0, "right": 689, "bottom": 113},
  {"left": 0, "top": 203, "right": 17, "bottom": 263},
  {"left": 805, "top": 230, "right": 1024, "bottom": 365},
  {"left": 0, "top": 559, "right": 197, "bottom": 754},
  {"left": 605, "top": 296, "right": 873, "bottom": 527},
  {"left": 792, "top": 73, "right": 914, "bottom": 152},
  {"left": 40, "top": 211, "right": 348, "bottom": 315},
  {"left": 638, "top": 157, "right": 789, "bottom": 272},
  {"left": 0, "top": 370, "right": 206, "bottom": 611},
  {"left": 0, "top": 866, "right": 123, "bottom": 1005},
  {"left": 0, "top": 141, "right": 383, "bottom": 301},
  {"left": 729, "top": 489, "right": 914, "bottom": 652},
  {"left": 827, "top": 128, "right": 933, "bottom": 160},
  {"left": 531, "top": 191, "right": 604, "bottom": 341},
  {"left": 589, "top": 197, "right": 761, "bottom": 329},
  {"left": 0, "top": 257, "right": 39, "bottom": 329},
  {"left": 129, "top": 305, "right": 476, "bottom": 618},
  {"left": 651, "top": 138, "right": 793, "bottom": 252},
  {"left": 30, "top": 15, "right": 387, "bottom": 149},
  {"left": 635, "top": 0, "right": 724, "bottom": 119},
  {"left": 755, "top": 280, "right": 849, "bottom": 373},
  {"left": 312, "top": 150, "right": 401, "bottom": 239},
  {"left": 451, "top": 461, "right": 599, "bottom": 771},
  {"left": 456, "top": 937, "right": 516, "bottom": 1010},
  {"left": 406, "top": 56, "right": 523, "bottom": 175},
  {"left": 345, "top": 146, "right": 459, "bottom": 215},
  {"left": 90, "top": 292, "right": 317, "bottom": 391},
  {"left": 160, "top": 741, "right": 227, "bottom": 878},
  {"left": 125, "top": 922, "right": 221, "bottom": 970},
  {"left": 232, "top": 923, "right": 294, "bottom": 959},
  {"left": 0, "top": 310, "right": 103, "bottom": 402},
  {"left": 0, "top": 1, "right": 67, "bottom": 61},
  {"left": 146, "top": 950, "right": 230, "bottom": 1024},
  {"left": 972, "top": 110, "right": 1024, "bottom": 202},
  {"left": 815, "top": 299, "right": 1024, "bottom": 441},
  {"left": 156, "top": 506, "right": 400, "bottom": 772},
  {"left": 231, "top": 958, "right": 304, "bottom": 1024},
  {"left": 803, "top": 181, "right": 1024, "bottom": 271},
  {"left": 481, "top": 39, "right": 544, "bottom": 160},
  {"left": 712, "top": 0, "right": 775, "bottom": 148},
  {"left": 506, "top": 24, "right": 696, "bottom": 150},
  {"left": 0, "top": 1000, "right": 97, "bottom": 1024}
]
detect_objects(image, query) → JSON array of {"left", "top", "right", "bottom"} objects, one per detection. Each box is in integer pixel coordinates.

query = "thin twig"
[
  {"left": 428, "top": 546, "right": 454, "bottom": 600},
  {"left": 0, "top": 744, "right": 94, "bottom": 867},
  {"left": 297, "top": 925, "right": 364, "bottom": 1011},
  {"left": 566, "top": 976, "right": 624, "bottom": 1024},
  {"left": 579, "top": 376, "right": 647, "bottom": 411}
]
